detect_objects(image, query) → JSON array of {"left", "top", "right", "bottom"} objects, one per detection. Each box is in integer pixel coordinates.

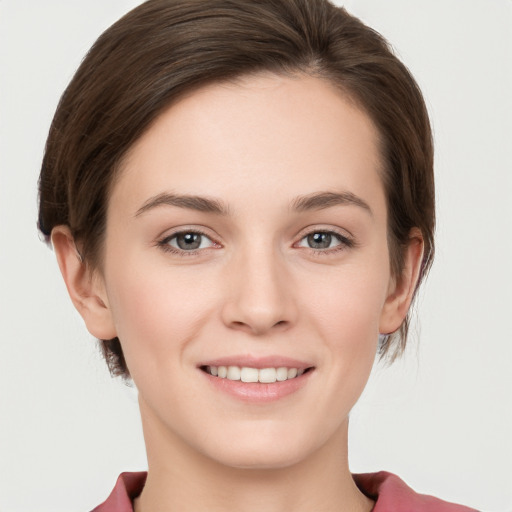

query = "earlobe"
[
  {"left": 379, "top": 229, "right": 424, "bottom": 335},
  {"left": 51, "top": 226, "right": 117, "bottom": 340}
]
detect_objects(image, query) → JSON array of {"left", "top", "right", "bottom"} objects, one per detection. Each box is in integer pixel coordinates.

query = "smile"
[
  {"left": 202, "top": 365, "right": 308, "bottom": 383},
  {"left": 199, "top": 359, "right": 314, "bottom": 402}
]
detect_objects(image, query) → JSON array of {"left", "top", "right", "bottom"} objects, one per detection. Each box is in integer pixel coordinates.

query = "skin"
[{"left": 53, "top": 73, "right": 423, "bottom": 512}]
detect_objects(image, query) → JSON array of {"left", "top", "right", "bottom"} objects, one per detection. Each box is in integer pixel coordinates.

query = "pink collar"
[{"left": 92, "top": 471, "right": 477, "bottom": 512}]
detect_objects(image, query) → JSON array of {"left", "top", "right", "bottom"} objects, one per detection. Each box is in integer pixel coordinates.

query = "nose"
[{"left": 220, "top": 246, "right": 297, "bottom": 336}]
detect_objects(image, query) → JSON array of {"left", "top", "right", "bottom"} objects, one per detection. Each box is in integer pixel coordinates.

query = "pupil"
[
  {"left": 308, "top": 232, "right": 331, "bottom": 249},
  {"left": 177, "top": 233, "right": 201, "bottom": 250}
]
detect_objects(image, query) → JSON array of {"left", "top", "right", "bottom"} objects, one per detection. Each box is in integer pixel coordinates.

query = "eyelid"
[
  {"left": 156, "top": 226, "right": 222, "bottom": 255},
  {"left": 294, "top": 224, "right": 354, "bottom": 242},
  {"left": 168, "top": 232, "right": 215, "bottom": 250},
  {"left": 155, "top": 224, "right": 355, "bottom": 257},
  {"left": 293, "top": 226, "right": 355, "bottom": 252}
]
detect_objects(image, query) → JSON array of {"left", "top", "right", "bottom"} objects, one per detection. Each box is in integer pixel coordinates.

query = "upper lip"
[{"left": 198, "top": 355, "right": 313, "bottom": 370}]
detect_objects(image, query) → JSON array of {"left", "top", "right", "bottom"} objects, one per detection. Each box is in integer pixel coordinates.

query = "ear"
[
  {"left": 51, "top": 226, "right": 117, "bottom": 340},
  {"left": 379, "top": 228, "right": 424, "bottom": 335}
]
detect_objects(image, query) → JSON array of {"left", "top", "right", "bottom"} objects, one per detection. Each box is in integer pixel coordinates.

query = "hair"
[{"left": 38, "top": 0, "right": 435, "bottom": 378}]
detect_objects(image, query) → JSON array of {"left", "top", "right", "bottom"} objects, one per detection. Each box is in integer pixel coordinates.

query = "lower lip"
[{"left": 201, "top": 369, "right": 313, "bottom": 403}]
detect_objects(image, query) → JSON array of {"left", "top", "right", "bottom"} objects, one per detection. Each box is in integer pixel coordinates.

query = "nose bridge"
[{"left": 222, "top": 240, "right": 295, "bottom": 334}]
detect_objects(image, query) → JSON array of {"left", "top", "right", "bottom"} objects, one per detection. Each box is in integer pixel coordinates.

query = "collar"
[{"left": 92, "top": 470, "right": 476, "bottom": 512}]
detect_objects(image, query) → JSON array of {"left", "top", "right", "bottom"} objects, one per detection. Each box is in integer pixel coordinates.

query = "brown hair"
[{"left": 38, "top": 0, "right": 434, "bottom": 378}]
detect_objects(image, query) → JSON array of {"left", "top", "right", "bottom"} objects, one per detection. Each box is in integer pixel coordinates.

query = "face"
[{"left": 98, "top": 74, "right": 399, "bottom": 469}]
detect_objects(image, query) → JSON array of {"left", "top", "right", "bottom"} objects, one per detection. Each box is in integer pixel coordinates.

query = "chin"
[
  {"left": 197, "top": 423, "right": 325, "bottom": 471},
  {"left": 210, "top": 446, "right": 308, "bottom": 471}
]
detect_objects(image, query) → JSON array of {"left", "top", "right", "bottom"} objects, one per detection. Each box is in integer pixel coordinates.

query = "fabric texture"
[
  {"left": 91, "top": 471, "right": 478, "bottom": 511},
  {"left": 353, "top": 472, "right": 478, "bottom": 511}
]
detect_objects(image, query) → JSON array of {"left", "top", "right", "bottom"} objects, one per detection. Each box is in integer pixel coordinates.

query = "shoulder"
[
  {"left": 90, "top": 472, "right": 146, "bottom": 512},
  {"left": 353, "top": 471, "right": 478, "bottom": 512}
]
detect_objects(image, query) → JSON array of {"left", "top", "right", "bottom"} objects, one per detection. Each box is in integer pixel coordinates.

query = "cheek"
[
  {"left": 298, "top": 260, "right": 389, "bottom": 382},
  {"left": 302, "top": 261, "right": 390, "bottom": 340},
  {"left": 104, "top": 259, "right": 218, "bottom": 376}
]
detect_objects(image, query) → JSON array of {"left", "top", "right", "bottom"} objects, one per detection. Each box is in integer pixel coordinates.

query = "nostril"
[{"left": 227, "top": 319, "right": 290, "bottom": 337}]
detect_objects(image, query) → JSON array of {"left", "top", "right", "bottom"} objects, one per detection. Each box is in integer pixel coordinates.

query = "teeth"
[
  {"left": 276, "top": 367, "right": 288, "bottom": 381},
  {"left": 259, "top": 368, "right": 277, "bottom": 383},
  {"left": 227, "top": 366, "right": 241, "bottom": 380},
  {"left": 240, "top": 367, "right": 259, "bottom": 383},
  {"left": 206, "top": 365, "right": 307, "bottom": 382}
]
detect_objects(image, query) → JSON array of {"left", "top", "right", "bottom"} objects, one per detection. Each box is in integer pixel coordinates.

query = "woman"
[{"left": 37, "top": 0, "right": 478, "bottom": 510}]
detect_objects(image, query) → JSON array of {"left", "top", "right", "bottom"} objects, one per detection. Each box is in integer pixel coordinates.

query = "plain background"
[{"left": 0, "top": 1, "right": 511, "bottom": 511}]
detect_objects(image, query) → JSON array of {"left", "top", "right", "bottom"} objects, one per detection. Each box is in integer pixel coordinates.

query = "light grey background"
[{"left": 1, "top": 1, "right": 511, "bottom": 511}]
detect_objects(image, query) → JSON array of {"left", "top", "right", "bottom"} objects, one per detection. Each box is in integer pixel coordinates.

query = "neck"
[{"left": 135, "top": 402, "right": 373, "bottom": 512}]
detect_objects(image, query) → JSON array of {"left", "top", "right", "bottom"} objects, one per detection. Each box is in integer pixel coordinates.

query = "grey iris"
[
  {"left": 177, "top": 233, "right": 202, "bottom": 250},
  {"left": 307, "top": 232, "right": 332, "bottom": 249}
]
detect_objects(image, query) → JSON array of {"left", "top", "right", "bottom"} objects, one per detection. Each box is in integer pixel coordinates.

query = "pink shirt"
[{"left": 91, "top": 471, "right": 478, "bottom": 511}]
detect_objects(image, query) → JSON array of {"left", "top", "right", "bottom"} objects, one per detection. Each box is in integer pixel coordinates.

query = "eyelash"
[
  {"left": 156, "top": 228, "right": 354, "bottom": 257},
  {"left": 157, "top": 229, "right": 219, "bottom": 256},
  {"left": 296, "top": 230, "right": 355, "bottom": 255}
]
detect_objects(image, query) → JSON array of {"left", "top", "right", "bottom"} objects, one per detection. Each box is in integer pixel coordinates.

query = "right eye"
[
  {"left": 299, "top": 231, "right": 342, "bottom": 250},
  {"left": 158, "top": 231, "right": 217, "bottom": 254}
]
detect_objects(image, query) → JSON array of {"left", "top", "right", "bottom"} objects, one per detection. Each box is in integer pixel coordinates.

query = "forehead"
[{"left": 112, "top": 73, "right": 385, "bottom": 217}]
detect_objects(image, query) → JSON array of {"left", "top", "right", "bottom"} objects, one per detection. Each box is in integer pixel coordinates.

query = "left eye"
[
  {"left": 166, "top": 232, "right": 215, "bottom": 251},
  {"left": 297, "top": 231, "right": 344, "bottom": 250}
]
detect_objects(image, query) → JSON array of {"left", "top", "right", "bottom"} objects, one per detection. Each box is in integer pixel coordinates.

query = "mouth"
[{"left": 200, "top": 365, "right": 314, "bottom": 383}]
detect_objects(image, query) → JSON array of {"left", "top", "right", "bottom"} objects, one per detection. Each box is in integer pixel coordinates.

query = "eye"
[
  {"left": 297, "top": 231, "right": 352, "bottom": 251},
  {"left": 160, "top": 231, "right": 217, "bottom": 253}
]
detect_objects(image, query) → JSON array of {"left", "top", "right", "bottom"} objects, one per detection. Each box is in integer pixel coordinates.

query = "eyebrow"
[
  {"left": 135, "top": 193, "right": 230, "bottom": 217},
  {"left": 135, "top": 190, "right": 372, "bottom": 217},
  {"left": 290, "top": 191, "right": 373, "bottom": 215}
]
